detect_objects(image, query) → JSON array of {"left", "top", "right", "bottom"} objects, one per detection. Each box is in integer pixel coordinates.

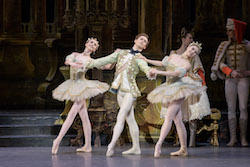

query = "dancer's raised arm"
[{"left": 137, "top": 55, "right": 163, "bottom": 67}]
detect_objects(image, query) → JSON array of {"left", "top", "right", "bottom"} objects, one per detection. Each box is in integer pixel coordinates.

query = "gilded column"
[
  {"left": 138, "top": 0, "right": 146, "bottom": 33},
  {"left": 138, "top": 0, "right": 163, "bottom": 57}
]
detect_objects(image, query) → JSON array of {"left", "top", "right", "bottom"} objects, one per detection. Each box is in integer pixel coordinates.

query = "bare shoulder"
[
  {"left": 169, "top": 50, "right": 176, "bottom": 56},
  {"left": 115, "top": 48, "right": 122, "bottom": 52},
  {"left": 182, "top": 62, "right": 191, "bottom": 71}
]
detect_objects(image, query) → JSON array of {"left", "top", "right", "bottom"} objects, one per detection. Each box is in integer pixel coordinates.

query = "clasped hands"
[{"left": 149, "top": 68, "right": 158, "bottom": 78}]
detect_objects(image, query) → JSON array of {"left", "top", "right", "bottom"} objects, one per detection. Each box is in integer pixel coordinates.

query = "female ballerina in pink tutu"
[
  {"left": 142, "top": 42, "right": 205, "bottom": 157},
  {"left": 51, "top": 37, "right": 109, "bottom": 154}
]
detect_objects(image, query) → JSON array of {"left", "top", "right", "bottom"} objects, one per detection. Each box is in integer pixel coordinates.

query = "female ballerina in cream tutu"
[
  {"left": 142, "top": 42, "right": 205, "bottom": 157},
  {"left": 51, "top": 37, "right": 109, "bottom": 154},
  {"left": 170, "top": 28, "right": 210, "bottom": 147}
]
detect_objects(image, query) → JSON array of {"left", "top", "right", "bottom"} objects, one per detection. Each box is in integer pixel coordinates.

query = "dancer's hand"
[
  {"left": 236, "top": 70, "right": 250, "bottom": 78},
  {"left": 149, "top": 68, "right": 158, "bottom": 79},
  {"left": 230, "top": 70, "right": 243, "bottom": 78},
  {"left": 150, "top": 68, "right": 159, "bottom": 75},
  {"left": 115, "top": 48, "right": 121, "bottom": 52},
  {"left": 70, "top": 62, "right": 83, "bottom": 68}
]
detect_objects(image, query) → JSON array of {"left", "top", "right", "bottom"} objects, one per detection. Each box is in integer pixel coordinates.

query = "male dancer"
[
  {"left": 211, "top": 18, "right": 250, "bottom": 146},
  {"left": 87, "top": 33, "right": 156, "bottom": 156}
]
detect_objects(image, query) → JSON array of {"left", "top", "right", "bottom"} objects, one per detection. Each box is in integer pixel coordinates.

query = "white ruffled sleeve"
[
  {"left": 162, "top": 56, "right": 169, "bottom": 67},
  {"left": 65, "top": 52, "right": 77, "bottom": 62}
]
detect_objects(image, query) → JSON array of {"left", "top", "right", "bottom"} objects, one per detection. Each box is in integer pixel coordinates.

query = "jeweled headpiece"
[
  {"left": 86, "top": 37, "right": 99, "bottom": 48},
  {"left": 188, "top": 41, "right": 202, "bottom": 54}
]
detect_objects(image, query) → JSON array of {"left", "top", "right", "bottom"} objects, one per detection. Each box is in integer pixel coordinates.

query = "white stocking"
[
  {"left": 171, "top": 109, "right": 188, "bottom": 156},
  {"left": 122, "top": 105, "right": 141, "bottom": 154},
  {"left": 154, "top": 98, "right": 184, "bottom": 157},
  {"left": 238, "top": 78, "right": 249, "bottom": 146},
  {"left": 225, "top": 79, "right": 237, "bottom": 120},
  {"left": 157, "top": 99, "right": 184, "bottom": 145},
  {"left": 52, "top": 101, "right": 84, "bottom": 154},
  {"left": 77, "top": 100, "right": 92, "bottom": 152},
  {"left": 237, "top": 78, "right": 249, "bottom": 120},
  {"left": 106, "top": 91, "right": 136, "bottom": 157}
]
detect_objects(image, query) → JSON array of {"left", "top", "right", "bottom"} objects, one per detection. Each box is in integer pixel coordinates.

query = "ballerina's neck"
[{"left": 81, "top": 51, "right": 91, "bottom": 57}]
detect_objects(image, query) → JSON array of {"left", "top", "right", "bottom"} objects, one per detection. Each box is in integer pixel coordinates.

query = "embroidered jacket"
[
  {"left": 86, "top": 50, "right": 154, "bottom": 97},
  {"left": 211, "top": 40, "right": 250, "bottom": 80}
]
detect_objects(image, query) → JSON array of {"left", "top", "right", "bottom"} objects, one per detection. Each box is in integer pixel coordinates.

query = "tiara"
[
  {"left": 87, "top": 37, "right": 99, "bottom": 48},
  {"left": 87, "top": 37, "right": 99, "bottom": 43},
  {"left": 189, "top": 41, "right": 202, "bottom": 53}
]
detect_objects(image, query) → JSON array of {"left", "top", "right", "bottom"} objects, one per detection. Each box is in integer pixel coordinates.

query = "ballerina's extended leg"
[
  {"left": 76, "top": 100, "right": 92, "bottom": 152},
  {"left": 154, "top": 99, "right": 184, "bottom": 157},
  {"left": 52, "top": 101, "right": 83, "bottom": 154},
  {"left": 171, "top": 110, "right": 188, "bottom": 156}
]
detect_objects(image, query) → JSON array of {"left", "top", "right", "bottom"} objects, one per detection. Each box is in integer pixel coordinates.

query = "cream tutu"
[
  {"left": 52, "top": 53, "right": 109, "bottom": 102},
  {"left": 52, "top": 79, "right": 109, "bottom": 102},
  {"left": 180, "top": 76, "right": 211, "bottom": 121},
  {"left": 147, "top": 81, "right": 206, "bottom": 104},
  {"left": 147, "top": 55, "right": 207, "bottom": 117}
]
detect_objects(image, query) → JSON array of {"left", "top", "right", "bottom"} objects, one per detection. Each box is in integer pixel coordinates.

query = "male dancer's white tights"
[
  {"left": 225, "top": 78, "right": 249, "bottom": 146},
  {"left": 225, "top": 78, "right": 249, "bottom": 120},
  {"left": 106, "top": 90, "right": 141, "bottom": 156}
]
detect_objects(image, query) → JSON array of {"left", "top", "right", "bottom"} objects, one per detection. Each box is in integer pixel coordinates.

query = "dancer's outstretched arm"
[
  {"left": 136, "top": 58, "right": 157, "bottom": 79},
  {"left": 100, "top": 63, "right": 116, "bottom": 70},
  {"left": 87, "top": 50, "right": 122, "bottom": 69},
  {"left": 151, "top": 64, "right": 190, "bottom": 77},
  {"left": 138, "top": 55, "right": 163, "bottom": 67}
]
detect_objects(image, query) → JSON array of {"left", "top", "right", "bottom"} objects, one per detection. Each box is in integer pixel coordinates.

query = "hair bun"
[{"left": 181, "top": 27, "right": 187, "bottom": 38}]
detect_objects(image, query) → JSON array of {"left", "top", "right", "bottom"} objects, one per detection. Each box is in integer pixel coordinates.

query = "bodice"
[
  {"left": 66, "top": 53, "right": 89, "bottom": 81},
  {"left": 70, "top": 66, "right": 88, "bottom": 80},
  {"left": 162, "top": 56, "right": 184, "bottom": 85},
  {"left": 166, "top": 62, "right": 182, "bottom": 84}
]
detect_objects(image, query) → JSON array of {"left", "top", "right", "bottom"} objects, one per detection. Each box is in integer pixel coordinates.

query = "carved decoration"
[
  {"left": 193, "top": 0, "right": 225, "bottom": 32},
  {"left": 63, "top": 10, "right": 76, "bottom": 31},
  {"left": 197, "top": 108, "right": 221, "bottom": 146},
  {"left": 63, "top": 1, "right": 129, "bottom": 31}
]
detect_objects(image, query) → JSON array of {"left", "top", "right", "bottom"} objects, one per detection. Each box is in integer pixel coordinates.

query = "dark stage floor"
[{"left": 1, "top": 144, "right": 250, "bottom": 167}]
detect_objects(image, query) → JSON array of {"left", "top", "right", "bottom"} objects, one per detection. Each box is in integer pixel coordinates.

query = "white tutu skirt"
[
  {"left": 147, "top": 81, "right": 206, "bottom": 105},
  {"left": 52, "top": 79, "right": 110, "bottom": 102},
  {"left": 180, "top": 77, "right": 211, "bottom": 121}
]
